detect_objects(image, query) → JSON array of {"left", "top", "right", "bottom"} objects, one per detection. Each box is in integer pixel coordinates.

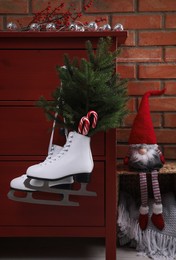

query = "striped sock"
[
  {"left": 139, "top": 172, "right": 148, "bottom": 207},
  {"left": 151, "top": 170, "right": 162, "bottom": 204}
]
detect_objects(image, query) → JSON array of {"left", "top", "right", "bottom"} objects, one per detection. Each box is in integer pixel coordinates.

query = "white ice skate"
[
  {"left": 25, "top": 131, "right": 97, "bottom": 198},
  {"left": 8, "top": 144, "right": 77, "bottom": 206}
]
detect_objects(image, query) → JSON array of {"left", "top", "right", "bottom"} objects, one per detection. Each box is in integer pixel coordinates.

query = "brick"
[
  {"left": 139, "top": 65, "right": 176, "bottom": 79},
  {"left": 78, "top": 15, "right": 109, "bottom": 25},
  {"left": 138, "top": 96, "right": 176, "bottom": 112},
  {"left": 85, "top": 0, "right": 134, "bottom": 13},
  {"left": 165, "top": 14, "right": 176, "bottom": 29},
  {"left": 117, "top": 129, "right": 176, "bottom": 144},
  {"left": 164, "top": 113, "right": 176, "bottom": 127},
  {"left": 117, "top": 64, "right": 136, "bottom": 79},
  {"left": 124, "top": 113, "right": 162, "bottom": 127},
  {"left": 139, "top": 31, "right": 176, "bottom": 46},
  {"left": 156, "top": 130, "right": 176, "bottom": 143},
  {"left": 127, "top": 81, "right": 161, "bottom": 95},
  {"left": 151, "top": 114, "right": 163, "bottom": 127},
  {"left": 127, "top": 98, "right": 136, "bottom": 112},
  {"left": 123, "top": 113, "right": 136, "bottom": 127},
  {"left": 118, "top": 47, "right": 162, "bottom": 62},
  {"left": 148, "top": 97, "right": 176, "bottom": 111},
  {"left": 32, "top": 0, "right": 81, "bottom": 13},
  {"left": 164, "top": 81, "right": 176, "bottom": 95},
  {"left": 139, "top": 0, "right": 176, "bottom": 11},
  {"left": 164, "top": 146, "right": 176, "bottom": 159},
  {"left": 0, "top": 0, "right": 29, "bottom": 14},
  {"left": 165, "top": 47, "right": 176, "bottom": 62},
  {"left": 112, "top": 15, "right": 162, "bottom": 30},
  {"left": 122, "top": 31, "right": 136, "bottom": 47}
]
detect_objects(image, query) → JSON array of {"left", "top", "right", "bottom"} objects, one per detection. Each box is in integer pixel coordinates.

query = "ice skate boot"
[
  {"left": 26, "top": 131, "right": 97, "bottom": 198},
  {"left": 8, "top": 145, "right": 77, "bottom": 206}
]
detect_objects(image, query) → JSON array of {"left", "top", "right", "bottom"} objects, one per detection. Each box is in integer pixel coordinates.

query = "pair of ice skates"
[{"left": 8, "top": 131, "right": 97, "bottom": 206}]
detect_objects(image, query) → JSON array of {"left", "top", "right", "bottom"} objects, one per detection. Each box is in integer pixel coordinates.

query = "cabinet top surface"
[
  {"left": 0, "top": 31, "right": 127, "bottom": 49},
  {"left": 0, "top": 31, "right": 127, "bottom": 38}
]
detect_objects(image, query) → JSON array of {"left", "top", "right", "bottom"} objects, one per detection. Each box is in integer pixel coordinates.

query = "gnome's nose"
[{"left": 138, "top": 145, "right": 147, "bottom": 155}]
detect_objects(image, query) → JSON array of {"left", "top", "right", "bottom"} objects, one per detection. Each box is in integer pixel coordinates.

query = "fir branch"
[{"left": 38, "top": 37, "right": 129, "bottom": 135}]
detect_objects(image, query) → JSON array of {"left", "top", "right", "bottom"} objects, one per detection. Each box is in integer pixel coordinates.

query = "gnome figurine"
[{"left": 124, "top": 89, "right": 166, "bottom": 231}]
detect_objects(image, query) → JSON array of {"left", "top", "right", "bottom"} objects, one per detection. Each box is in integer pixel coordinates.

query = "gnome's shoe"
[
  {"left": 139, "top": 205, "right": 149, "bottom": 230},
  {"left": 151, "top": 203, "right": 164, "bottom": 230}
]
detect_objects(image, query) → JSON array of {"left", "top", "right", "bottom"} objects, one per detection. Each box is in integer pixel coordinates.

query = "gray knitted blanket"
[{"left": 117, "top": 192, "right": 176, "bottom": 259}]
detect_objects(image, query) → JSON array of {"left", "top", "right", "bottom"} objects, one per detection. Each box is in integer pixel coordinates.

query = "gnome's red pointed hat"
[{"left": 128, "top": 89, "right": 166, "bottom": 144}]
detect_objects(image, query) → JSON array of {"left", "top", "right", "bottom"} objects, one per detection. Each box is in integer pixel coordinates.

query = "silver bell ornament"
[
  {"left": 113, "top": 23, "right": 124, "bottom": 31},
  {"left": 46, "top": 23, "right": 56, "bottom": 31},
  {"left": 98, "top": 26, "right": 104, "bottom": 31},
  {"left": 77, "top": 25, "right": 85, "bottom": 31},
  {"left": 69, "top": 23, "right": 78, "bottom": 31},
  {"left": 6, "top": 22, "right": 18, "bottom": 31},
  {"left": 103, "top": 24, "right": 111, "bottom": 31},
  {"left": 29, "top": 23, "right": 40, "bottom": 31},
  {"left": 87, "top": 22, "right": 98, "bottom": 31}
]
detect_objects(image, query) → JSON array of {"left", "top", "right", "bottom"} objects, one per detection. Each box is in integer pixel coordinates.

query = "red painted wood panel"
[
  {"left": 0, "top": 50, "right": 85, "bottom": 101},
  {"left": 0, "top": 107, "right": 105, "bottom": 156}
]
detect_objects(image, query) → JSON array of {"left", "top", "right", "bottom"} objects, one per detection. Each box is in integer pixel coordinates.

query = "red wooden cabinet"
[{"left": 0, "top": 31, "right": 127, "bottom": 259}]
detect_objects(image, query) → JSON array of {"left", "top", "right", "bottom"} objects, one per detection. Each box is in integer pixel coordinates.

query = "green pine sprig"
[{"left": 37, "top": 37, "right": 129, "bottom": 136}]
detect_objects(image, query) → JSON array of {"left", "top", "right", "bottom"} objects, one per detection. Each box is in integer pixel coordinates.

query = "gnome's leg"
[
  {"left": 151, "top": 169, "right": 164, "bottom": 230},
  {"left": 151, "top": 170, "right": 162, "bottom": 204},
  {"left": 139, "top": 172, "right": 149, "bottom": 230}
]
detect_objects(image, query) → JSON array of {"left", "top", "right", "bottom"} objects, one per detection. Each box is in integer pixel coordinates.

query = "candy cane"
[
  {"left": 78, "top": 116, "right": 90, "bottom": 136},
  {"left": 86, "top": 110, "right": 98, "bottom": 128}
]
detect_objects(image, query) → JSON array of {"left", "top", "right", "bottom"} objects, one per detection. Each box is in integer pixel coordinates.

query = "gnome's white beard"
[{"left": 130, "top": 149, "right": 156, "bottom": 166}]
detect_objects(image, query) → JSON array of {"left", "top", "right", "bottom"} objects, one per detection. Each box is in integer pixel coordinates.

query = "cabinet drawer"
[
  {"left": 0, "top": 161, "right": 105, "bottom": 227},
  {"left": 0, "top": 107, "right": 105, "bottom": 156},
  {"left": 0, "top": 50, "right": 86, "bottom": 101}
]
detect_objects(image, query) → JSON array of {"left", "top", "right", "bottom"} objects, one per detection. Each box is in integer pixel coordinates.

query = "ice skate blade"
[
  {"left": 25, "top": 178, "right": 97, "bottom": 197},
  {"left": 7, "top": 189, "right": 79, "bottom": 206}
]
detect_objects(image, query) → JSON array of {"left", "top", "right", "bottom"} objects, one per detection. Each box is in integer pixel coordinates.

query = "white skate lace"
[
  {"left": 39, "top": 145, "right": 56, "bottom": 166},
  {"left": 40, "top": 134, "right": 73, "bottom": 166},
  {"left": 39, "top": 79, "right": 69, "bottom": 166},
  {"left": 39, "top": 129, "right": 70, "bottom": 166},
  {"left": 45, "top": 145, "right": 55, "bottom": 160},
  {"left": 52, "top": 133, "right": 74, "bottom": 161},
  {"left": 48, "top": 75, "right": 68, "bottom": 153},
  {"left": 43, "top": 133, "right": 74, "bottom": 165}
]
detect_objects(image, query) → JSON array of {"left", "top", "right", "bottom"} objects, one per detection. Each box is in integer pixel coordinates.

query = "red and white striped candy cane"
[
  {"left": 86, "top": 110, "right": 98, "bottom": 128},
  {"left": 78, "top": 116, "right": 90, "bottom": 136}
]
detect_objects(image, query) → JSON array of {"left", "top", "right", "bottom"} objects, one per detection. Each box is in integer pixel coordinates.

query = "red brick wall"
[{"left": 1, "top": 0, "right": 176, "bottom": 161}]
